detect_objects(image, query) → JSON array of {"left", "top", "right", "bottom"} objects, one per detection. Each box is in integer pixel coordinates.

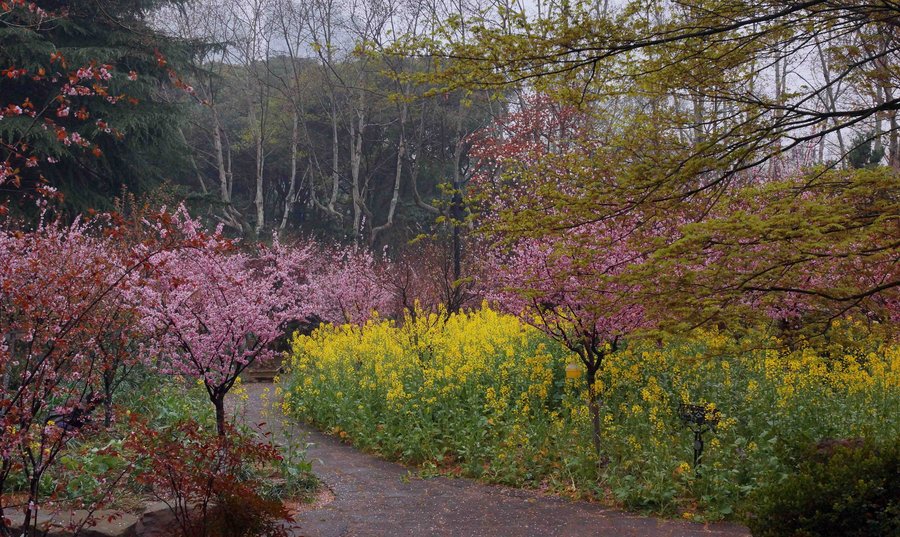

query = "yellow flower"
[{"left": 281, "top": 305, "right": 900, "bottom": 520}]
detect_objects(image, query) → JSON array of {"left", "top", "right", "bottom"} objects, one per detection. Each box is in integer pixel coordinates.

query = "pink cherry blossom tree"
[
  {"left": 306, "top": 244, "right": 393, "bottom": 325},
  {"left": 0, "top": 217, "right": 111, "bottom": 531},
  {"left": 136, "top": 210, "right": 314, "bottom": 437},
  {"left": 487, "top": 226, "right": 647, "bottom": 464},
  {"left": 471, "top": 95, "right": 651, "bottom": 465},
  {"left": 0, "top": 209, "right": 187, "bottom": 534}
]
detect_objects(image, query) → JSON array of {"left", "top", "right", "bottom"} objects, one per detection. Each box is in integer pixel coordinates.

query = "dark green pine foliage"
[
  {"left": 848, "top": 131, "right": 887, "bottom": 170},
  {"left": 1, "top": 0, "right": 197, "bottom": 214}
]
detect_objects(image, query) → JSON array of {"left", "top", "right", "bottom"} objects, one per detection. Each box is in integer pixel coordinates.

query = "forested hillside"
[
  {"left": 5, "top": 0, "right": 898, "bottom": 250},
  {"left": 156, "top": 0, "right": 504, "bottom": 245},
  {"left": 2, "top": 0, "right": 504, "bottom": 248}
]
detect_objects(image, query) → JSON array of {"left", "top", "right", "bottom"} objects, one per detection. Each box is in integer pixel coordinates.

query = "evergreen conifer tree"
[{"left": 1, "top": 0, "right": 197, "bottom": 213}]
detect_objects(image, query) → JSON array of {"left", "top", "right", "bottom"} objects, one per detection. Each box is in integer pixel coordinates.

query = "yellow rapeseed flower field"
[{"left": 281, "top": 307, "right": 900, "bottom": 520}]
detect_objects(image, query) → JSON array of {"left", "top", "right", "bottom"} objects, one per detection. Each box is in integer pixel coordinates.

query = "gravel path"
[{"left": 237, "top": 383, "right": 751, "bottom": 537}]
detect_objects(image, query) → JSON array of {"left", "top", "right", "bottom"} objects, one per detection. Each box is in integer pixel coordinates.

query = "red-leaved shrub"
[{"left": 125, "top": 418, "right": 290, "bottom": 537}]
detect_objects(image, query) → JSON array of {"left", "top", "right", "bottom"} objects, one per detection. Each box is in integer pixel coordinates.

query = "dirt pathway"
[{"left": 238, "top": 383, "right": 750, "bottom": 537}]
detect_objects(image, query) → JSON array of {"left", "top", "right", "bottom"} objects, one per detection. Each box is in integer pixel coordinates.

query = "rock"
[
  {"left": 131, "top": 502, "right": 179, "bottom": 537},
  {"left": 4, "top": 508, "right": 139, "bottom": 537}
]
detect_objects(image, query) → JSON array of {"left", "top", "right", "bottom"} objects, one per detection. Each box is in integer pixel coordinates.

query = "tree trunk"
[
  {"left": 410, "top": 100, "right": 440, "bottom": 215},
  {"left": 329, "top": 98, "right": 341, "bottom": 212},
  {"left": 585, "top": 362, "right": 603, "bottom": 471},
  {"left": 23, "top": 471, "right": 43, "bottom": 535},
  {"left": 212, "top": 105, "right": 231, "bottom": 204},
  {"left": 251, "top": 100, "right": 266, "bottom": 235},
  {"left": 103, "top": 370, "right": 114, "bottom": 428},
  {"left": 350, "top": 107, "right": 365, "bottom": 239},
  {"left": 0, "top": 461, "right": 10, "bottom": 536},
  {"left": 445, "top": 99, "right": 471, "bottom": 313},
  {"left": 581, "top": 342, "right": 613, "bottom": 475},
  {"left": 887, "top": 89, "right": 899, "bottom": 169},
  {"left": 692, "top": 95, "right": 704, "bottom": 146},
  {"left": 815, "top": 37, "right": 846, "bottom": 159},
  {"left": 179, "top": 127, "right": 208, "bottom": 195},
  {"left": 281, "top": 109, "right": 301, "bottom": 231},
  {"left": 370, "top": 99, "right": 408, "bottom": 245},
  {"left": 213, "top": 394, "right": 227, "bottom": 438},
  {"left": 874, "top": 85, "right": 884, "bottom": 158},
  {"left": 890, "top": 114, "right": 899, "bottom": 170}
]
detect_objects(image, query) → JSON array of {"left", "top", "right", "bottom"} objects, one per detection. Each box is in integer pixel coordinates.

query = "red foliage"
[{"left": 125, "top": 417, "right": 290, "bottom": 537}]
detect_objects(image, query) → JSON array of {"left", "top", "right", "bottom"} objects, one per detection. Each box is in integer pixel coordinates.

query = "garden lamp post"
[{"left": 678, "top": 403, "right": 720, "bottom": 475}]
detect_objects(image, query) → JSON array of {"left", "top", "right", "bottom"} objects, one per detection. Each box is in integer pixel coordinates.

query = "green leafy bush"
[
  {"left": 117, "top": 368, "right": 214, "bottom": 428},
  {"left": 258, "top": 433, "right": 318, "bottom": 503},
  {"left": 743, "top": 439, "right": 900, "bottom": 537},
  {"left": 57, "top": 438, "right": 129, "bottom": 503}
]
